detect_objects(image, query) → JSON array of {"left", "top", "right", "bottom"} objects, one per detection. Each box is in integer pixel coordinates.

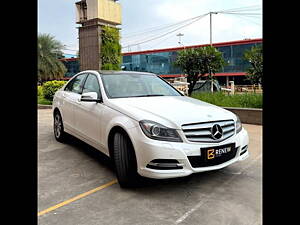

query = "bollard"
[{"left": 229, "top": 81, "right": 235, "bottom": 95}]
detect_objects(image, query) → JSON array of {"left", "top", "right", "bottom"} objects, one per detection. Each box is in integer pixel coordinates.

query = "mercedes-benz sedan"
[{"left": 52, "top": 71, "right": 249, "bottom": 187}]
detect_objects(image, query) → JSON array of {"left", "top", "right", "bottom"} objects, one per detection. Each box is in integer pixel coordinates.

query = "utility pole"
[
  {"left": 209, "top": 12, "right": 218, "bottom": 46},
  {"left": 209, "top": 12, "right": 217, "bottom": 93}
]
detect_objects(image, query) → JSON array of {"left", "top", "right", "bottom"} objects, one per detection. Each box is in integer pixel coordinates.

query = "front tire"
[
  {"left": 53, "top": 111, "right": 66, "bottom": 142},
  {"left": 113, "top": 132, "right": 140, "bottom": 188}
]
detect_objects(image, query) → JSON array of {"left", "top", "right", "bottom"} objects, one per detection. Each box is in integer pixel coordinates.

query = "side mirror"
[{"left": 80, "top": 92, "right": 102, "bottom": 103}]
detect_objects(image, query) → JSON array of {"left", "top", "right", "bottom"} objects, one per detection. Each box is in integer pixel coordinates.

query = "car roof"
[{"left": 98, "top": 70, "right": 156, "bottom": 76}]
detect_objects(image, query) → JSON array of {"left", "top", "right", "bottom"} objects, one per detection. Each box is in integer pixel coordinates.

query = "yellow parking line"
[{"left": 38, "top": 179, "right": 118, "bottom": 216}]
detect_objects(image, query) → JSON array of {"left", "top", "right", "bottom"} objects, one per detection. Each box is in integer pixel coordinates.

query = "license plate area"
[{"left": 200, "top": 143, "right": 236, "bottom": 167}]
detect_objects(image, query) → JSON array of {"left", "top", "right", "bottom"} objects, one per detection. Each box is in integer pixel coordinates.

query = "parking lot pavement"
[{"left": 38, "top": 109, "right": 262, "bottom": 225}]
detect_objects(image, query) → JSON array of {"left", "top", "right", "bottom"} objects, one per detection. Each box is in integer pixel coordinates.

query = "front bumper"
[{"left": 128, "top": 126, "right": 249, "bottom": 179}]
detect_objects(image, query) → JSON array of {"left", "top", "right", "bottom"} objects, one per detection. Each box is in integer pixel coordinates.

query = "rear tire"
[
  {"left": 113, "top": 132, "right": 140, "bottom": 188},
  {"left": 53, "top": 111, "right": 66, "bottom": 142}
]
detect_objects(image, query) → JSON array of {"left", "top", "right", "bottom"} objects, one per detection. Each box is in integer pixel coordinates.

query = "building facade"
[
  {"left": 60, "top": 38, "right": 262, "bottom": 85},
  {"left": 60, "top": 58, "right": 80, "bottom": 78}
]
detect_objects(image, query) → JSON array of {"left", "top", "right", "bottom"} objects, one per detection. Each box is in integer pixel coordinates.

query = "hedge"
[
  {"left": 191, "top": 92, "right": 262, "bottom": 108},
  {"left": 42, "top": 80, "right": 67, "bottom": 101},
  {"left": 38, "top": 85, "right": 43, "bottom": 97}
]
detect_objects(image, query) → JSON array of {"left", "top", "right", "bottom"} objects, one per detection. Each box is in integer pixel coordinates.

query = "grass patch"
[
  {"left": 38, "top": 93, "right": 52, "bottom": 105},
  {"left": 191, "top": 92, "right": 262, "bottom": 108}
]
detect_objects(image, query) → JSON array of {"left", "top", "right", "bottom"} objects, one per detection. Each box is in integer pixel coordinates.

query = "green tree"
[
  {"left": 175, "top": 46, "right": 226, "bottom": 95},
  {"left": 244, "top": 45, "right": 263, "bottom": 86},
  {"left": 38, "top": 33, "right": 67, "bottom": 83},
  {"left": 100, "top": 26, "right": 121, "bottom": 70}
]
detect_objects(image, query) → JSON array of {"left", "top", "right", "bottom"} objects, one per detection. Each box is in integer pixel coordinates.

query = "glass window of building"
[{"left": 119, "top": 40, "right": 262, "bottom": 80}]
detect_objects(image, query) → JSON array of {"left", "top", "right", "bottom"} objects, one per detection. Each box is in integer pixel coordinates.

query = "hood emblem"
[{"left": 211, "top": 124, "right": 223, "bottom": 140}]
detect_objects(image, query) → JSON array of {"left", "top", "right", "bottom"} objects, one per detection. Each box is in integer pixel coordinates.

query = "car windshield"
[{"left": 101, "top": 74, "right": 181, "bottom": 98}]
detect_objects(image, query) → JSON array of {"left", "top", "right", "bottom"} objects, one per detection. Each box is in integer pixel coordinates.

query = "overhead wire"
[
  {"left": 224, "top": 13, "right": 262, "bottom": 26},
  {"left": 121, "top": 14, "right": 208, "bottom": 45},
  {"left": 217, "top": 5, "right": 261, "bottom": 13},
  {"left": 121, "top": 14, "right": 205, "bottom": 40},
  {"left": 121, "top": 4, "right": 262, "bottom": 50},
  {"left": 122, "top": 13, "right": 209, "bottom": 49},
  {"left": 147, "top": 33, "right": 178, "bottom": 50},
  {"left": 218, "top": 5, "right": 262, "bottom": 27},
  {"left": 61, "top": 5, "right": 261, "bottom": 53},
  {"left": 220, "top": 12, "right": 261, "bottom": 15}
]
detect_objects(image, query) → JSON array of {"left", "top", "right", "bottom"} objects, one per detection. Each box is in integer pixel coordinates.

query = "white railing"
[
  {"left": 169, "top": 81, "right": 189, "bottom": 95},
  {"left": 170, "top": 80, "right": 262, "bottom": 95},
  {"left": 235, "top": 85, "right": 263, "bottom": 93},
  {"left": 221, "top": 85, "right": 263, "bottom": 94}
]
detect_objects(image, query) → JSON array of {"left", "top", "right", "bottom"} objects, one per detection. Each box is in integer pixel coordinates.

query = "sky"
[{"left": 38, "top": 0, "right": 262, "bottom": 55}]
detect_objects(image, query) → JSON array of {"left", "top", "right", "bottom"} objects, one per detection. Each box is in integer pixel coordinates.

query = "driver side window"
[
  {"left": 64, "top": 74, "right": 87, "bottom": 94},
  {"left": 82, "top": 74, "right": 101, "bottom": 99}
]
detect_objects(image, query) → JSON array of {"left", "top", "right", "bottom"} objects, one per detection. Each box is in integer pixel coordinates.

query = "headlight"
[
  {"left": 236, "top": 116, "right": 242, "bottom": 133},
  {"left": 139, "top": 120, "right": 183, "bottom": 142}
]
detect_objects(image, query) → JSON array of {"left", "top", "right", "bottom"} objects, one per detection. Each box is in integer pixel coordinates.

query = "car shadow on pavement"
[
  {"left": 61, "top": 133, "right": 227, "bottom": 190},
  {"left": 135, "top": 170, "right": 223, "bottom": 189},
  {"left": 63, "top": 133, "right": 116, "bottom": 173}
]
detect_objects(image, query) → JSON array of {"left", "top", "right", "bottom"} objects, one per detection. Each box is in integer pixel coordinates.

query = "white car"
[{"left": 53, "top": 70, "right": 249, "bottom": 187}]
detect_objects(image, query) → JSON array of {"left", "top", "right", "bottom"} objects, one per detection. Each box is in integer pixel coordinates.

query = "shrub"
[
  {"left": 38, "top": 95, "right": 52, "bottom": 105},
  {"left": 191, "top": 92, "right": 262, "bottom": 108},
  {"left": 42, "top": 80, "right": 67, "bottom": 100},
  {"left": 38, "top": 85, "right": 43, "bottom": 96}
]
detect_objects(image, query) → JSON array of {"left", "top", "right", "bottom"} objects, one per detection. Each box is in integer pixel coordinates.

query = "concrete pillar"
[
  {"left": 78, "top": 19, "right": 102, "bottom": 71},
  {"left": 226, "top": 76, "right": 229, "bottom": 87}
]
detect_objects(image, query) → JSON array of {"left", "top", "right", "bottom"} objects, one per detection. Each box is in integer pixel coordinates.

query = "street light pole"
[
  {"left": 177, "top": 33, "right": 184, "bottom": 46},
  {"left": 177, "top": 33, "right": 186, "bottom": 50}
]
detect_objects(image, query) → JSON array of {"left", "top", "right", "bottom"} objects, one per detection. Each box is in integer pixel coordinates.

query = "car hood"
[{"left": 106, "top": 96, "right": 237, "bottom": 129}]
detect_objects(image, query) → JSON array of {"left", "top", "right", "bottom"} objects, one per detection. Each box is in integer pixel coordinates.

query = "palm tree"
[{"left": 38, "top": 33, "right": 67, "bottom": 83}]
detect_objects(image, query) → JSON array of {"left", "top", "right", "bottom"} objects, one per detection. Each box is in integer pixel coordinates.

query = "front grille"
[
  {"left": 188, "top": 147, "right": 238, "bottom": 168},
  {"left": 182, "top": 120, "right": 235, "bottom": 143}
]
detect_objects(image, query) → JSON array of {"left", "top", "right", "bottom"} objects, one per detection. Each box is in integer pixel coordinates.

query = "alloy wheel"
[{"left": 54, "top": 114, "right": 62, "bottom": 138}]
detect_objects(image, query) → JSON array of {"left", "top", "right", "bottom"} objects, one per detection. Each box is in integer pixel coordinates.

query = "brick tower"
[{"left": 75, "top": 0, "right": 121, "bottom": 70}]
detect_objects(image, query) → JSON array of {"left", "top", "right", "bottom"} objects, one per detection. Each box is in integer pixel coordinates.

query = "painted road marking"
[
  {"left": 38, "top": 179, "right": 118, "bottom": 216},
  {"left": 175, "top": 199, "right": 209, "bottom": 224}
]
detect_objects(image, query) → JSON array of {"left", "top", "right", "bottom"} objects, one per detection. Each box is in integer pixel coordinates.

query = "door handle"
[{"left": 75, "top": 99, "right": 82, "bottom": 105}]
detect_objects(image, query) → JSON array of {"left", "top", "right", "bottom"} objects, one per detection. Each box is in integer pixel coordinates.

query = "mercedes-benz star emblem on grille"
[{"left": 211, "top": 124, "right": 223, "bottom": 140}]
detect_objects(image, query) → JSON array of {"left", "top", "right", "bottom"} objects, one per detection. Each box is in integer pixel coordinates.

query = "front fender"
[{"left": 102, "top": 106, "right": 139, "bottom": 153}]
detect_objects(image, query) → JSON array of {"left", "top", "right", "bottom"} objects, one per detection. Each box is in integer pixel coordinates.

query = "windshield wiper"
[{"left": 131, "top": 94, "right": 165, "bottom": 97}]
